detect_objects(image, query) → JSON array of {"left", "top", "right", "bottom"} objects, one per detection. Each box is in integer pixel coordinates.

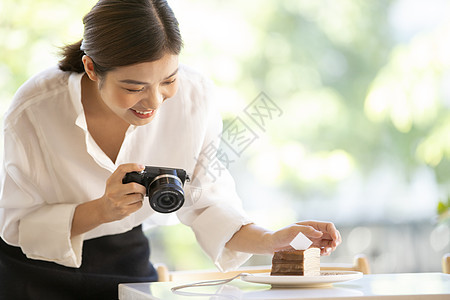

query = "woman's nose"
[{"left": 140, "top": 89, "right": 163, "bottom": 109}]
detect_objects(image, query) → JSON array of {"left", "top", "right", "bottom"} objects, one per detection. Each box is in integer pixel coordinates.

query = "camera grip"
[{"left": 122, "top": 171, "right": 144, "bottom": 185}]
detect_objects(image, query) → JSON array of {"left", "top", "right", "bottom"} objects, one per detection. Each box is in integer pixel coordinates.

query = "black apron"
[{"left": 0, "top": 225, "right": 158, "bottom": 300}]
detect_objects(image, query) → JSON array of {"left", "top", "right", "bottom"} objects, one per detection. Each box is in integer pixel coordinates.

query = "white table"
[{"left": 119, "top": 272, "right": 450, "bottom": 300}]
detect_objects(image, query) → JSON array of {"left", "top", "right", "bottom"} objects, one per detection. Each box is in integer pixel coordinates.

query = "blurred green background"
[{"left": 1, "top": 0, "right": 449, "bottom": 273}]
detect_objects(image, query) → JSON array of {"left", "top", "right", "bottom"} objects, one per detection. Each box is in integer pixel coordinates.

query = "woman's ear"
[{"left": 82, "top": 55, "right": 99, "bottom": 82}]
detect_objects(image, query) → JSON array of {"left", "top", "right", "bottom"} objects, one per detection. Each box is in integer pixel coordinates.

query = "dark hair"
[{"left": 59, "top": 0, "right": 182, "bottom": 75}]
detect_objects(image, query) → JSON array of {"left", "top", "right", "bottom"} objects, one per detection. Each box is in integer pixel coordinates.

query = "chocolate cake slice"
[{"left": 270, "top": 247, "right": 320, "bottom": 276}]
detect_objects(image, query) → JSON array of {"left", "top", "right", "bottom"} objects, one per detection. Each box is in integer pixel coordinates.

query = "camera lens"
[
  {"left": 160, "top": 195, "right": 175, "bottom": 207},
  {"left": 147, "top": 174, "right": 185, "bottom": 213}
]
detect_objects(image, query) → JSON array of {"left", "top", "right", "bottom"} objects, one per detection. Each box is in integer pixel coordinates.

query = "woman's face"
[{"left": 96, "top": 53, "right": 179, "bottom": 126}]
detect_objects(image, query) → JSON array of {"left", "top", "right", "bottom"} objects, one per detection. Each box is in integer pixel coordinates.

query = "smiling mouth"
[{"left": 130, "top": 108, "right": 155, "bottom": 119}]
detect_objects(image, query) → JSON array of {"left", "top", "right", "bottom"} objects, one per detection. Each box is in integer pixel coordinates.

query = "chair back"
[{"left": 443, "top": 253, "right": 450, "bottom": 274}]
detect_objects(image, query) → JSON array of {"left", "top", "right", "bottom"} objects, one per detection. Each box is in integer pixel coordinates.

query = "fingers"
[
  {"left": 104, "top": 180, "right": 146, "bottom": 201},
  {"left": 271, "top": 225, "right": 324, "bottom": 253},
  {"left": 298, "top": 220, "right": 341, "bottom": 245},
  {"left": 300, "top": 221, "right": 337, "bottom": 238},
  {"left": 334, "top": 229, "right": 342, "bottom": 247},
  {"left": 321, "top": 247, "right": 333, "bottom": 256},
  {"left": 325, "top": 222, "right": 341, "bottom": 246},
  {"left": 299, "top": 225, "right": 324, "bottom": 239},
  {"left": 122, "top": 182, "right": 147, "bottom": 196},
  {"left": 110, "top": 163, "right": 147, "bottom": 195},
  {"left": 100, "top": 164, "right": 147, "bottom": 222},
  {"left": 127, "top": 197, "right": 144, "bottom": 211},
  {"left": 109, "top": 163, "right": 145, "bottom": 184},
  {"left": 123, "top": 192, "right": 145, "bottom": 206},
  {"left": 294, "top": 220, "right": 342, "bottom": 256},
  {"left": 324, "top": 224, "right": 341, "bottom": 249}
]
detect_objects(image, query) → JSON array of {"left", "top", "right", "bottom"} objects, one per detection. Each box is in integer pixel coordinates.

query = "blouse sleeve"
[
  {"left": 176, "top": 76, "right": 254, "bottom": 272},
  {"left": 0, "top": 121, "right": 83, "bottom": 268}
]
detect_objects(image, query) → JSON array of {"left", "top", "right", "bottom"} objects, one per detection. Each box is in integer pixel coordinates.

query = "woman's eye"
[
  {"left": 125, "top": 88, "right": 145, "bottom": 93},
  {"left": 162, "top": 78, "right": 177, "bottom": 86}
]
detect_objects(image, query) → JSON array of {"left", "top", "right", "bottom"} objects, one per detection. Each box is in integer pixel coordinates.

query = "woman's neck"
[{"left": 80, "top": 73, "right": 129, "bottom": 163}]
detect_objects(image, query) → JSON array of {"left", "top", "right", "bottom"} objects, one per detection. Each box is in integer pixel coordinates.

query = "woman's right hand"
[
  {"left": 71, "top": 163, "right": 146, "bottom": 237},
  {"left": 99, "top": 163, "right": 146, "bottom": 223}
]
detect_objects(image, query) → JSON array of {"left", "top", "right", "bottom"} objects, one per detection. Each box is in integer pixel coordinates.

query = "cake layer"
[
  {"left": 272, "top": 259, "right": 307, "bottom": 264},
  {"left": 271, "top": 263, "right": 305, "bottom": 271},
  {"left": 271, "top": 247, "right": 320, "bottom": 276},
  {"left": 272, "top": 250, "right": 308, "bottom": 261}
]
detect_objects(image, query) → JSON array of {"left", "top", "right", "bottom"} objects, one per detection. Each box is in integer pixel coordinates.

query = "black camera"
[{"left": 122, "top": 166, "right": 190, "bottom": 213}]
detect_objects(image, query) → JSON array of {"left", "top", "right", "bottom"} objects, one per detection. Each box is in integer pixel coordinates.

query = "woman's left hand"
[{"left": 269, "top": 220, "right": 342, "bottom": 256}]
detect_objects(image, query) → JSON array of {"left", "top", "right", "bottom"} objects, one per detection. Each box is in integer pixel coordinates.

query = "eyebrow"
[{"left": 119, "top": 68, "right": 179, "bottom": 85}]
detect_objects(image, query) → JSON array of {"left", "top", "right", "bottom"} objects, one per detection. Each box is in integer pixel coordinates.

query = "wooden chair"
[
  {"left": 155, "top": 254, "right": 370, "bottom": 282},
  {"left": 443, "top": 253, "right": 450, "bottom": 274}
]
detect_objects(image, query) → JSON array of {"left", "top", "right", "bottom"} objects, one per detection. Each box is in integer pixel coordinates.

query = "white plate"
[{"left": 241, "top": 271, "right": 363, "bottom": 288}]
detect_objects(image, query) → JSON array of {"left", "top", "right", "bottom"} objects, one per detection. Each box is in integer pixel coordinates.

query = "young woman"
[{"left": 0, "top": 0, "right": 341, "bottom": 299}]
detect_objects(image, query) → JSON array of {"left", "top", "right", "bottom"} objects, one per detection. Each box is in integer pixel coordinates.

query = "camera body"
[{"left": 122, "top": 166, "right": 190, "bottom": 213}]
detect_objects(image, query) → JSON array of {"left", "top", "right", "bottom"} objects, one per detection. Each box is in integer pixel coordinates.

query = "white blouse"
[{"left": 0, "top": 64, "right": 252, "bottom": 271}]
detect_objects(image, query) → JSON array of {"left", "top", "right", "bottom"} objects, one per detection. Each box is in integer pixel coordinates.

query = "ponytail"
[{"left": 58, "top": 40, "right": 85, "bottom": 73}]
